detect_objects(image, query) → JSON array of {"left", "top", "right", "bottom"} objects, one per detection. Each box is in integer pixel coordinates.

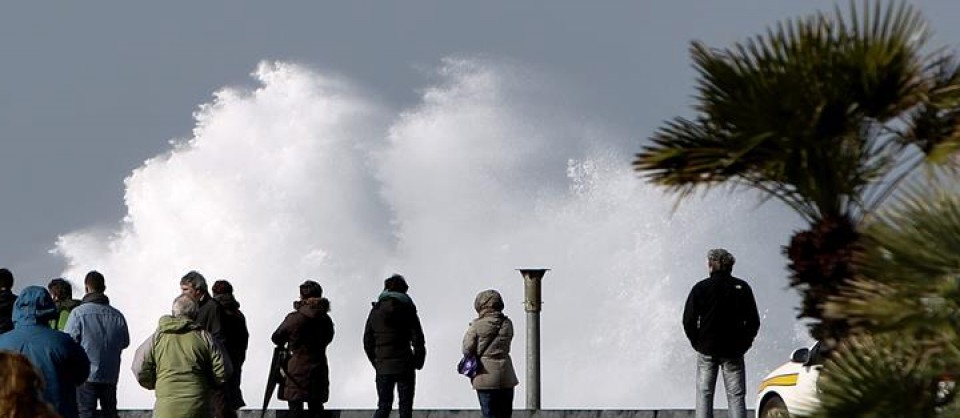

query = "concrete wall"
[{"left": 113, "top": 410, "right": 749, "bottom": 418}]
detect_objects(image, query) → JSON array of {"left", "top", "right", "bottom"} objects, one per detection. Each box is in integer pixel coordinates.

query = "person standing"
[
  {"left": 461, "top": 289, "right": 519, "bottom": 418},
  {"left": 0, "top": 268, "right": 16, "bottom": 334},
  {"left": 48, "top": 278, "right": 82, "bottom": 331},
  {"left": 683, "top": 249, "right": 761, "bottom": 418},
  {"left": 271, "top": 280, "right": 335, "bottom": 418},
  {"left": 180, "top": 271, "right": 232, "bottom": 418},
  {"left": 64, "top": 270, "right": 130, "bottom": 418},
  {"left": 212, "top": 279, "right": 250, "bottom": 418},
  {"left": 0, "top": 286, "right": 91, "bottom": 418},
  {"left": 132, "top": 294, "right": 230, "bottom": 418},
  {"left": 363, "top": 274, "right": 426, "bottom": 418}
]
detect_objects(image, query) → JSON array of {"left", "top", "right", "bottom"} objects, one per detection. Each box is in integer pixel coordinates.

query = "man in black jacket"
[
  {"left": 683, "top": 249, "right": 760, "bottom": 418},
  {"left": 0, "top": 268, "right": 16, "bottom": 334},
  {"left": 363, "top": 274, "right": 426, "bottom": 418}
]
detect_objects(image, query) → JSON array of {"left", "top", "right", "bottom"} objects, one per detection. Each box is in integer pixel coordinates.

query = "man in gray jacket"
[{"left": 64, "top": 271, "right": 130, "bottom": 418}]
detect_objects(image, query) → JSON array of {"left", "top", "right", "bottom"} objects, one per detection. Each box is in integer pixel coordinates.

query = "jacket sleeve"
[
  {"left": 119, "top": 315, "right": 131, "bottom": 350},
  {"left": 411, "top": 310, "right": 426, "bottom": 370},
  {"left": 271, "top": 313, "right": 293, "bottom": 347},
  {"left": 682, "top": 285, "right": 699, "bottom": 348},
  {"left": 202, "top": 329, "right": 232, "bottom": 386},
  {"left": 363, "top": 309, "right": 376, "bottom": 365},
  {"left": 67, "top": 337, "right": 91, "bottom": 386},
  {"left": 462, "top": 321, "right": 478, "bottom": 356},
  {"left": 132, "top": 332, "right": 158, "bottom": 390},
  {"left": 63, "top": 310, "right": 81, "bottom": 343},
  {"left": 743, "top": 284, "right": 761, "bottom": 342}
]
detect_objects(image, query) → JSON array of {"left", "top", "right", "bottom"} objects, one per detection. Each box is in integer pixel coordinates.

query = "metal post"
[{"left": 517, "top": 268, "right": 549, "bottom": 411}]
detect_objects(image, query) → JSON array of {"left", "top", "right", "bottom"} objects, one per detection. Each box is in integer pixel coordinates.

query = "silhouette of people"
[
  {"left": 363, "top": 274, "right": 426, "bottom": 418},
  {"left": 63, "top": 271, "right": 130, "bottom": 418},
  {"left": 272, "top": 280, "right": 334, "bottom": 418},
  {"left": 47, "top": 278, "right": 82, "bottom": 331},
  {"left": 179, "top": 271, "right": 233, "bottom": 418},
  {"left": 0, "top": 268, "right": 16, "bottom": 335},
  {"left": 462, "top": 289, "right": 518, "bottom": 418},
  {"left": 683, "top": 249, "right": 761, "bottom": 418},
  {"left": 132, "top": 294, "right": 230, "bottom": 418},
  {"left": 211, "top": 279, "right": 250, "bottom": 418},
  {"left": 0, "top": 351, "right": 61, "bottom": 418},
  {"left": 0, "top": 286, "right": 90, "bottom": 418}
]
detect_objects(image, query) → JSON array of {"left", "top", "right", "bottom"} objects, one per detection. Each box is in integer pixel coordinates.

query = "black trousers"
[
  {"left": 373, "top": 371, "right": 416, "bottom": 418},
  {"left": 289, "top": 400, "right": 325, "bottom": 418}
]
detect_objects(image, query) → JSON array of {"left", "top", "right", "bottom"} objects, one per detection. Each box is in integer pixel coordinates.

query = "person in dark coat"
[
  {"left": 0, "top": 268, "right": 16, "bottom": 334},
  {"left": 212, "top": 279, "right": 250, "bottom": 417},
  {"left": 271, "top": 280, "right": 335, "bottom": 418},
  {"left": 0, "top": 286, "right": 90, "bottom": 418},
  {"left": 683, "top": 249, "right": 761, "bottom": 418},
  {"left": 363, "top": 274, "right": 426, "bottom": 418},
  {"left": 180, "top": 270, "right": 230, "bottom": 418}
]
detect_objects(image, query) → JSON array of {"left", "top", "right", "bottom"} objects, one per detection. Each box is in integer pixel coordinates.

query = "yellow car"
[{"left": 756, "top": 343, "right": 823, "bottom": 418}]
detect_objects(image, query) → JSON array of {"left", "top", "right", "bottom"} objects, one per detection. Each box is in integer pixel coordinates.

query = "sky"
[{"left": 2, "top": 0, "right": 960, "bottom": 410}]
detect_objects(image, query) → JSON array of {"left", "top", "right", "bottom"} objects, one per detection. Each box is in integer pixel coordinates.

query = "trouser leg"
[{"left": 696, "top": 353, "right": 719, "bottom": 418}]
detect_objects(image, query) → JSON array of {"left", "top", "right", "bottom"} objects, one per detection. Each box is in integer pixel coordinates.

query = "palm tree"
[
  {"left": 810, "top": 187, "right": 960, "bottom": 417},
  {"left": 634, "top": 1, "right": 960, "bottom": 345}
]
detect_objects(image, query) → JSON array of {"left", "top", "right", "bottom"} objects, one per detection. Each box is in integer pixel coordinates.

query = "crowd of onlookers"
[{"left": 0, "top": 268, "right": 520, "bottom": 418}]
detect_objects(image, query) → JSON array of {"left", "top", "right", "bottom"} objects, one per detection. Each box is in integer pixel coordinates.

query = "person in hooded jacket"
[
  {"left": 0, "top": 268, "right": 16, "bottom": 334},
  {"left": 48, "top": 278, "right": 82, "bottom": 331},
  {"left": 461, "top": 289, "right": 519, "bottom": 418},
  {"left": 271, "top": 280, "right": 334, "bottom": 418},
  {"left": 363, "top": 274, "right": 426, "bottom": 418},
  {"left": 212, "top": 279, "right": 250, "bottom": 417},
  {"left": 132, "top": 294, "right": 230, "bottom": 418},
  {"left": 0, "top": 286, "right": 91, "bottom": 418}
]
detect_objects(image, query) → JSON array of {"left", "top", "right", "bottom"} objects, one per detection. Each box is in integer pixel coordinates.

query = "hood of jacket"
[
  {"left": 474, "top": 289, "right": 504, "bottom": 317},
  {"left": 13, "top": 286, "right": 58, "bottom": 326},
  {"left": 214, "top": 293, "right": 240, "bottom": 310},
  {"left": 377, "top": 290, "right": 414, "bottom": 306},
  {"left": 297, "top": 297, "right": 330, "bottom": 318},
  {"left": 157, "top": 315, "right": 201, "bottom": 334},
  {"left": 81, "top": 292, "right": 110, "bottom": 305}
]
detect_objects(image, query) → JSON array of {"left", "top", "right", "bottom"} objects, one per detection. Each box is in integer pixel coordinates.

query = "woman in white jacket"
[{"left": 461, "top": 289, "right": 519, "bottom": 418}]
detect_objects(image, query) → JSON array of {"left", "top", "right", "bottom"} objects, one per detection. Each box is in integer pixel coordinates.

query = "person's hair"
[
  {"left": 707, "top": 248, "right": 736, "bottom": 273},
  {"left": 180, "top": 271, "right": 208, "bottom": 293},
  {"left": 300, "top": 280, "right": 323, "bottom": 299},
  {"left": 0, "top": 351, "right": 60, "bottom": 418},
  {"left": 384, "top": 274, "right": 408, "bottom": 293},
  {"left": 84, "top": 271, "right": 106, "bottom": 293},
  {"left": 0, "top": 268, "right": 12, "bottom": 289},
  {"left": 212, "top": 280, "right": 233, "bottom": 296},
  {"left": 172, "top": 294, "right": 199, "bottom": 319},
  {"left": 47, "top": 278, "right": 72, "bottom": 301}
]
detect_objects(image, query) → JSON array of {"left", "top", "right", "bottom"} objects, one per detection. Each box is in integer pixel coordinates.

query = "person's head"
[
  {"left": 180, "top": 271, "right": 208, "bottom": 301},
  {"left": 474, "top": 289, "right": 504, "bottom": 315},
  {"left": 0, "top": 268, "right": 12, "bottom": 290},
  {"left": 84, "top": 270, "right": 106, "bottom": 294},
  {"left": 172, "top": 294, "right": 199, "bottom": 320},
  {"left": 0, "top": 351, "right": 59, "bottom": 418},
  {"left": 707, "top": 248, "right": 736, "bottom": 274},
  {"left": 211, "top": 280, "right": 233, "bottom": 296},
  {"left": 384, "top": 274, "right": 408, "bottom": 294},
  {"left": 47, "top": 278, "right": 72, "bottom": 302},
  {"left": 299, "top": 280, "right": 323, "bottom": 300}
]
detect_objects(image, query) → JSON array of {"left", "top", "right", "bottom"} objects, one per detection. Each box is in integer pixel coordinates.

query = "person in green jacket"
[
  {"left": 132, "top": 294, "right": 231, "bottom": 418},
  {"left": 48, "top": 278, "right": 82, "bottom": 331}
]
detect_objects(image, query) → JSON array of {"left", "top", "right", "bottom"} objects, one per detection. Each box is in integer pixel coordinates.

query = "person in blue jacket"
[
  {"left": 0, "top": 285, "right": 91, "bottom": 418},
  {"left": 64, "top": 271, "right": 130, "bottom": 418}
]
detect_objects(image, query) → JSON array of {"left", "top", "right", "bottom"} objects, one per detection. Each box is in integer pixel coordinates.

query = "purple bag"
[{"left": 457, "top": 353, "right": 480, "bottom": 378}]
